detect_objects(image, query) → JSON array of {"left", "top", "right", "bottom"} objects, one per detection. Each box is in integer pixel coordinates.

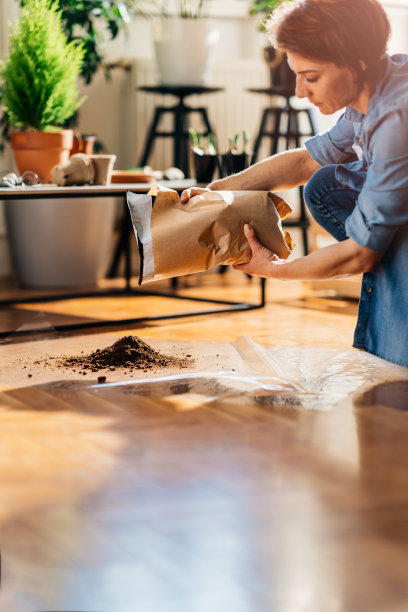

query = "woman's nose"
[{"left": 295, "top": 78, "right": 307, "bottom": 99}]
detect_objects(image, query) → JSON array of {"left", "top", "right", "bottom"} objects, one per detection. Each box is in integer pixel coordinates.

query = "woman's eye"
[{"left": 306, "top": 77, "right": 318, "bottom": 83}]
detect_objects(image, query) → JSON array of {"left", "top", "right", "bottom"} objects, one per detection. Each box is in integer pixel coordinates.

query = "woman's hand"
[
  {"left": 235, "top": 228, "right": 384, "bottom": 281},
  {"left": 233, "top": 224, "right": 284, "bottom": 278},
  {"left": 180, "top": 187, "right": 211, "bottom": 203}
]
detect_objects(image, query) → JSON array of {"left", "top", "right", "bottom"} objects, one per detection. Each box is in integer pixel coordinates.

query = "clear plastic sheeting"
[
  {"left": 88, "top": 336, "right": 407, "bottom": 412},
  {"left": 2, "top": 334, "right": 407, "bottom": 409}
]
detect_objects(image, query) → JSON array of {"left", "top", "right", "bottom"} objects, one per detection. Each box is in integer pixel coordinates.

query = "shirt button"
[{"left": 366, "top": 286, "right": 373, "bottom": 293}]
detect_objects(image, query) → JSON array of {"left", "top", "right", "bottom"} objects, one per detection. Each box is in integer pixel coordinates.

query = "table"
[{"left": 0, "top": 182, "right": 265, "bottom": 337}]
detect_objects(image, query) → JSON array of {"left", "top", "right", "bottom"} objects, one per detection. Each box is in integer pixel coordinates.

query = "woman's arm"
[
  {"left": 209, "top": 147, "right": 320, "bottom": 191},
  {"left": 180, "top": 147, "right": 320, "bottom": 202},
  {"left": 234, "top": 224, "right": 384, "bottom": 280}
]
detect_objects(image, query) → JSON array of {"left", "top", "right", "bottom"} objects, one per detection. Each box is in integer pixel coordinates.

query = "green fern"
[{"left": 0, "top": 0, "right": 85, "bottom": 130}]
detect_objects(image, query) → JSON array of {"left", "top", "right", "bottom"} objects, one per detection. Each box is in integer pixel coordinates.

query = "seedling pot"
[
  {"left": 193, "top": 153, "right": 220, "bottom": 184},
  {"left": 221, "top": 152, "right": 249, "bottom": 178}
]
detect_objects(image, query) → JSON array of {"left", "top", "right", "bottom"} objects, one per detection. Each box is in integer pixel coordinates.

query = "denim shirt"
[{"left": 305, "top": 54, "right": 408, "bottom": 367}]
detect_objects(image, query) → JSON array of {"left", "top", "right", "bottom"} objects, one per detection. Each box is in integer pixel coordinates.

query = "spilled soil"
[{"left": 59, "top": 335, "right": 193, "bottom": 374}]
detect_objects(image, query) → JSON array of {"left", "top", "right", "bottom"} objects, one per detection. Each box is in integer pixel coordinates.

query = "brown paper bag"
[{"left": 127, "top": 185, "right": 294, "bottom": 285}]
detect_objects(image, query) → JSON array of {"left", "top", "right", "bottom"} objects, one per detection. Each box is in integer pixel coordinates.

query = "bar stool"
[
  {"left": 108, "top": 85, "right": 223, "bottom": 285},
  {"left": 248, "top": 85, "right": 317, "bottom": 255},
  {"left": 139, "top": 85, "right": 223, "bottom": 177}
]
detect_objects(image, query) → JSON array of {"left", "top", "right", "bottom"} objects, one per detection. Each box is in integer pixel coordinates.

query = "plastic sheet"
[
  {"left": 2, "top": 334, "right": 407, "bottom": 409},
  {"left": 87, "top": 336, "right": 408, "bottom": 412}
]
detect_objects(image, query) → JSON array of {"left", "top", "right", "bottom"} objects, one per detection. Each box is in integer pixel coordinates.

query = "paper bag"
[{"left": 127, "top": 185, "right": 295, "bottom": 285}]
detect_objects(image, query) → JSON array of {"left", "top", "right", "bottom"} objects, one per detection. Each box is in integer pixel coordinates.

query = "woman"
[{"left": 181, "top": 0, "right": 408, "bottom": 368}]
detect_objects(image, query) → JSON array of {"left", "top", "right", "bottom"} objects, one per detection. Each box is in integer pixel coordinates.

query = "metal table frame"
[{"left": 0, "top": 182, "right": 266, "bottom": 338}]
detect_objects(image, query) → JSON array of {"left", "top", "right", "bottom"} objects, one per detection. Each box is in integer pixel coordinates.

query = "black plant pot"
[
  {"left": 221, "top": 152, "right": 250, "bottom": 178},
  {"left": 193, "top": 153, "right": 220, "bottom": 184}
]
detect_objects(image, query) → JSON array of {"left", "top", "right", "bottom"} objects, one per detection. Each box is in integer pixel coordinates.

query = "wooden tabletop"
[{"left": 0, "top": 179, "right": 196, "bottom": 199}]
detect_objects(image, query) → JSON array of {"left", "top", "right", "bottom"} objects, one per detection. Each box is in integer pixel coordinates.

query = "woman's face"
[{"left": 287, "top": 52, "right": 365, "bottom": 114}]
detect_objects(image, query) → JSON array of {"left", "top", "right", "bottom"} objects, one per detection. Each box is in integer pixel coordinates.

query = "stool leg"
[
  {"left": 271, "top": 107, "right": 282, "bottom": 155},
  {"left": 298, "top": 185, "right": 310, "bottom": 255},
  {"left": 251, "top": 108, "right": 270, "bottom": 165},
  {"left": 196, "top": 107, "right": 223, "bottom": 178},
  {"left": 139, "top": 107, "right": 164, "bottom": 167},
  {"left": 197, "top": 107, "right": 213, "bottom": 135},
  {"left": 107, "top": 201, "right": 133, "bottom": 281},
  {"left": 293, "top": 108, "right": 301, "bottom": 148},
  {"left": 292, "top": 112, "right": 310, "bottom": 255},
  {"left": 306, "top": 108, "right": 318, "bottom": 136},
  {"left": 285, "top": 107, "right": 298, "bottom": 150},
  {"left": 174, "top": 101, "right": 189, "bottom": 176}
]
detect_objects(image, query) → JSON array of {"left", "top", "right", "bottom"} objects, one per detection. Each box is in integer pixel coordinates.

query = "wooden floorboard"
[{"left": 0, "top": 270, "right": 407, "bottom": 612}]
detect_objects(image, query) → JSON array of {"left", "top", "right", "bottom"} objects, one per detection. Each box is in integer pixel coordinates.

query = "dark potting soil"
[{"left": 60, "top": 335, "right": 193, "bottom": 373}]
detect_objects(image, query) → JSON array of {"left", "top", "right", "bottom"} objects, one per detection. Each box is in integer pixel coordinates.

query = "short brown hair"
[{"left": 269, "top": 0, "right": 391, "bottom": 89}]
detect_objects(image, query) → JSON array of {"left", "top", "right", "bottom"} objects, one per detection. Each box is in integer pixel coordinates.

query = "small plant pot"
[
  {"left": 221, "top": 152, "right": 250, "bottom": 178},
  {"left": 89, "top": 154, "right": 117, "bottom": 185},
  {"left": 10, "top": 129, "right": 74, "bottom": 183},
  {"left": 70, "top": 133, "right": 96, "bottom": 156},
  {"left": 193, "top": 153, "right": 219, "bottom": 185}
]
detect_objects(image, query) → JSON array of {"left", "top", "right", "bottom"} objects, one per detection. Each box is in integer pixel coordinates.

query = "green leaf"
[{"left": 1, "top": 0, "right": 86, "bottom": 129}]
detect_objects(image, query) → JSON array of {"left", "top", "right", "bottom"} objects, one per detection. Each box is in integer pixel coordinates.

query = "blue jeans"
[
  {"left": 304, "top": 165, "right": 358, "bottom": 242},
  {"left": 302, "top": 164, "right": 408, "bottom": 368}
]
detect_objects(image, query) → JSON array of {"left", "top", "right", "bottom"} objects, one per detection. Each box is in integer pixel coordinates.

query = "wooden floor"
[{"left": 1, "top": 270, "right": 408, "bottom": 612}]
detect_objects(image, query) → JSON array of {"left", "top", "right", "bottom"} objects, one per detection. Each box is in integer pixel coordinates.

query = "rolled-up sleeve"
[
  {"left": 345, "top": 108, "right": 408, "bottom": 252},
  {"left": 305, "top": 113, "right": 357, "bottom": 165}
]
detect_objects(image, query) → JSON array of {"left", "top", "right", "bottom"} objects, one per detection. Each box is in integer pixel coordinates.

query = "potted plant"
[
  {"left": 0, "top": 0, "right": 85, "bottom": 182},
  {"left": 0, "top": 0, "right": 134, "bottom": 155},
  {"left": 221, "top": 130, "right": 250, "bottom": 177},
  {"left": 134, "top": 0, "right": 219, "bottom": 86},
  {"left": 249, "top": 0, "right": 296, "bottom": 93},
  {"left": 189, "top": 128, "right": 220, "bottom": 184},
  {"left": 0, "top": 0, "right": 121, "bottom": 288}
]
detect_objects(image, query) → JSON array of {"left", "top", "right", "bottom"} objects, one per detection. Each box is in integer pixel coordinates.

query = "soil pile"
[{"left": 60, "top": 335, "right": 192, "bottom": 373}]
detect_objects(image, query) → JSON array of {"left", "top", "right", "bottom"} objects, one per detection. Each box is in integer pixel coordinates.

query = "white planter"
[
  {"left": 152, "top": 18, "right": 219, "bottom": 86},
  {"left": 5, "top": 197, "right": 119, "bottom": 288}
]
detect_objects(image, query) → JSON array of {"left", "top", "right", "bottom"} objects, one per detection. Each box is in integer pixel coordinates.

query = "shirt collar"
[{"left": 343, "top": 54, "right": 393, "bottom": 123}]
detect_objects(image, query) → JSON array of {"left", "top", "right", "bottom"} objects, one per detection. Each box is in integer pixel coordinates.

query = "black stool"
[
  {"left": 248, "top": 85, "right": 317, "bottom": 255},
  {"left": 139, "top": 85, "right": 223, "bottom": 177},
  {"left": 108, "top": 85, "right": 223, "bottom": 285}
]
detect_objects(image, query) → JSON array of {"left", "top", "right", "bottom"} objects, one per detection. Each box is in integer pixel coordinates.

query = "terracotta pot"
[
  {"left": 10, "top": 129, "right": 74, "bottom": 182},
  {"left": 70, "top": 132, "right": 96, "bottom": 156}
]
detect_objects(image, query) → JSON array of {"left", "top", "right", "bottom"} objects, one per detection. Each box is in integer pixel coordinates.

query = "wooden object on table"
[{"left": 111, "top": 169, "right": 157, "bottom": 184}]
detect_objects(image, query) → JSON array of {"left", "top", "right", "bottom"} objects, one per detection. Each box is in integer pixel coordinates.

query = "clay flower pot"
[
  {"left": 10, "top": 129, "right": 74, "bottom": 182},
  {"left": 70, "top": 133, "right": 96, "bottom": 156}
]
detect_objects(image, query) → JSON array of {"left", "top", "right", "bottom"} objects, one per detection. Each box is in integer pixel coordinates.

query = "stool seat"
[
  {"left": 140, "top": 85, "right": 224, "bottom": 98},
  {"left": 138, "top": 85, "right": 224, "bottom": 178},
  {"left": 247, "top": 86, "right": 298, "bottom": 100}
]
